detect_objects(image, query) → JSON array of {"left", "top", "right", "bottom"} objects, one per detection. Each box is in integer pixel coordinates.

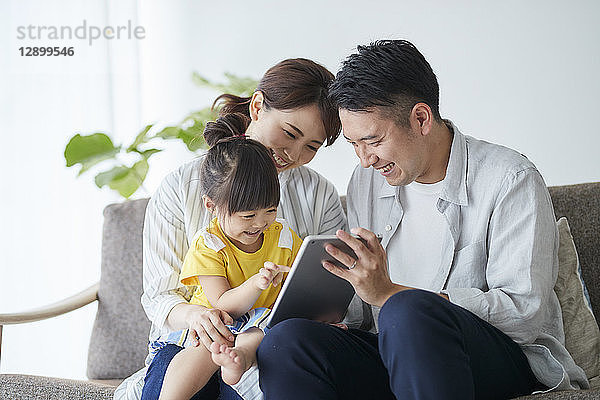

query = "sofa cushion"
[
  {"left": 0, "top": 374, "right": 116, "bottom": 400},
  {"left": 87, "top": 199, "right": 151, "bottom": 379},
  {"left": 549, "top": 183, "right": 600, "bottom": 323},
  {"left": 554, "top": 217, "right": 600, "bottom": 388},
  {"left": 514, "top": 388, "right": 600, "bottom": 399}
]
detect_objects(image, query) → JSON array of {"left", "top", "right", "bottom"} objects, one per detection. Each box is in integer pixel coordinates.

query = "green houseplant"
[{"left": 64, "top": 72, "right": 258, "bottom": 199}]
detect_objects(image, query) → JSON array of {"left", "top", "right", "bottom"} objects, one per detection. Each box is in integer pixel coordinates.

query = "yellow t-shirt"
[{"left": 180, "top": 218, "right": 303, "bottom": 310}]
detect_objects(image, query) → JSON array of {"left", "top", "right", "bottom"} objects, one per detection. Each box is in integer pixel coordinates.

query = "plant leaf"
[
  {"left": 156, "top": 114, "right": 212, "bottom": 152},
  {"left": 192, "top": 72, "right": 258, "bottom": 97},
  {"left": 64, "top": 133, "right": 120, "bottom": 175},
  {"left": 223, "top": 72, "right": 258, "bottom": 97},
  {"left": 192, "top": 72, "right": 228, "bottom": 92},
  {"left": 127, "top": 124, "right": 154, "bottom": 152},
  {"left": 94, "top": 159, "right": 149, "bottom": 198},
  {"left": 130, "top": 159, "right": 149, "bottom": 183},
  {"left": 179, "top": 120, "right": 208, "bottom": 151},
  {"left": 94, "top": 166, "right": 129, "bottom": 188},
  {"left": 139, "top": 148, "right": 162, "bottom": 159},
  {"left": 155, "top": 126, "right": 181, "bottom": 140},
  {"left": 185, "top": 107, "right": 217, "bottom": 124}
]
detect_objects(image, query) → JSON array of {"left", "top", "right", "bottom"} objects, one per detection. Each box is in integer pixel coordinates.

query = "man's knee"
[
  {"left": 258, "top": 318, "right": 323, "bottom": 363},
  {"left": 378, "top": 289, "right": 447, "bottom": 334}
]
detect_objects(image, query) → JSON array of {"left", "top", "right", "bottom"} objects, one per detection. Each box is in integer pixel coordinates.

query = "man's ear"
[
  {"left": 410, "top": 103, "right": 433, "bottom": 136},
  {"left": 202, "top": 195, "right": 215, "bottom": 213},
  {"left": 249, "top": 91, "right": 265, "bottom": 122}
]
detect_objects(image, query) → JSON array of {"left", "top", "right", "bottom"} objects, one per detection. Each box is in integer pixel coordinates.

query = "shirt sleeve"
[
  {"left": 444, "top": 168, "right": 559, "bottom": 344},
  {"left": 346, "top": 166, "right": 361, "bottom": 232},
  {"left": 289, "top": 229, "right": 304, "bottom": 263},
  {"left": 180, "top": 238, "right": 227, "bottom": 285},
  {"left": 281, "top": 168, "right": 347, "bottom": 237},
  {"left": 317, "top": 177, "right": 348, "bottom": 234},
  {"left": 140, "top": 170, "right": 191, "bottom": 333},
  {"left": 343, "top": 166, "right": 370, "bottom": 328}
]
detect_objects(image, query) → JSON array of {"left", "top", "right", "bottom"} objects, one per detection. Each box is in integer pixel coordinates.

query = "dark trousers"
[
  {"left": 141, "top": 344, "right": 243, "bottom": 400},
  {"left": 257, "top": 289, "right": 539, "bottom": 400}
]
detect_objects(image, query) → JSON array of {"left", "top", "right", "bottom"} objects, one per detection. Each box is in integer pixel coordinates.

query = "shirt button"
[{"left": 385, "top": 225, "right": 392, "bottom": 231}]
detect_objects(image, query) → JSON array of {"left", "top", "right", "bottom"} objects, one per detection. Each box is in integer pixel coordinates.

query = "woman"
[{"left": 114, "top": 58, "right": 346, "bottom": 400}]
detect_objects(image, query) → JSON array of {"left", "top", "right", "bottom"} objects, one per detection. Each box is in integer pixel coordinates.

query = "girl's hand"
[
  {"left": 254, "top": 261, "right": 291, "bottom": 290},
  {"left": 185, "top": 305, "right": 235, "bottom": 350}
]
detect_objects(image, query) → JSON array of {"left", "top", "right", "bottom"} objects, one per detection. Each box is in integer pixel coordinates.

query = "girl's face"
[
  {"left": 219, "top": 206, "right": 278, "bottom": 253},
  {"left": 246, "top": 92, "right": 327, "bottom": 172}
]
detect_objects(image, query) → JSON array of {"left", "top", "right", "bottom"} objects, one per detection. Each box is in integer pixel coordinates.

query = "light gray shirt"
[{"left": 345, "top": 121, "right": 588, "bottom": 392}]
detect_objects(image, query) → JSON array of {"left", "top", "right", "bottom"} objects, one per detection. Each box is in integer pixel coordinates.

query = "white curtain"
[{"left": 0, "top": 0, "right": 144, "bottom": 378}]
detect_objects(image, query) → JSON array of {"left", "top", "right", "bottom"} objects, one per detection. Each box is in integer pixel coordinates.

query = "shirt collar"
[
  {"left": 439, "top": 120, "right": 468, "bottom": 206},
  {"left": 378, "top": 173, "right": 396, "bottom": 198},
  {"left": 278, "top": 169, "right": 290, "bottom": 188}
]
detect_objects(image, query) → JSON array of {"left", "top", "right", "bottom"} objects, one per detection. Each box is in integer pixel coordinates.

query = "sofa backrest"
[
  {"left": 87, "top": 183, "right": 600, "bottom": 379},
  {"left": 87, "top": 198, "right": 150, "bottom": 380}
]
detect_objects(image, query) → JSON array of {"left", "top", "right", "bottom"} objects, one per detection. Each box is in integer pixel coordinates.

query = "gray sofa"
[{"left": 1, "top": 182, "right": 599, "bottom": 400}]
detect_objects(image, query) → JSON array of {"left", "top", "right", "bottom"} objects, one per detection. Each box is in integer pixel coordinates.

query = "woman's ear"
[
  {"left": 202, "top": 195, "right": 215, "bottom": 213},
  {"left": 249, "top": 91, "right": 265, "bottom": 122}
]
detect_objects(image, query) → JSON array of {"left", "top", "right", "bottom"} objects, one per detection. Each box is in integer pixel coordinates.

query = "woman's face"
[{"left": 246, "top": 92, "right": 327, "bottom": 172}]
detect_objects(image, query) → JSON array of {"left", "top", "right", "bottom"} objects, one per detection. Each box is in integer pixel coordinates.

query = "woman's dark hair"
[
  {"left": 212, "top": 58, "right": 341, "bottom": 146},
  {"left": 328, "top": 40, "right": 442, "bottom": 127},
  {"left": 201, "top": 113, "right": 280, "bottom": 215}
]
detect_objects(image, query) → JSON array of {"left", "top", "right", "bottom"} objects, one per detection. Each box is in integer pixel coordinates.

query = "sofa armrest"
[
  {"left": 0, "top": 282, "right": 99, "bottom": 325},
  {"left": 0, "top": 283, "right": 99, "bottom": 366}
]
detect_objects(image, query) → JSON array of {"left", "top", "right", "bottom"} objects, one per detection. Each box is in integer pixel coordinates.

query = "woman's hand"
[
  {"left": 254, "top": 261, "right": 290, "bottom": 290},
  {"left": 188, "top": 305, "right": 236, "bottom": 350},
  {"left": 168, "top": 303, "right": 235, "bottom": 350},
  {"left": 321, "top": 228, "right": 406, "bottom": 307}
]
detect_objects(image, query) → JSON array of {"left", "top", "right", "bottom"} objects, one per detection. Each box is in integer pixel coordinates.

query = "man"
[{"left": 257, "top": 40, "right": 588, "bottom": 399}]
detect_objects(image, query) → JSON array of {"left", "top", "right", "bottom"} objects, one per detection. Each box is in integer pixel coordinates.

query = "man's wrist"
[{"left": 374, "top": 284, "right": 406, "bottom": 307}]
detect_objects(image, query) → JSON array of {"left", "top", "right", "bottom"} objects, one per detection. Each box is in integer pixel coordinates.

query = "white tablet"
[{"left": 265, "top": 235, "right": 370, "bottom": 329}]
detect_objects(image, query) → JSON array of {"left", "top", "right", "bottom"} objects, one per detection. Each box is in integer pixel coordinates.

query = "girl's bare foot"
[{"left": 209, "top": 342, "right": 250, "bottom": 385}]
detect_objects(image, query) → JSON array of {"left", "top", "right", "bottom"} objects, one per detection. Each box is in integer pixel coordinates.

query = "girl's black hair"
[{"left": 201, "top": 113, "right": 280, "bottom": 215}]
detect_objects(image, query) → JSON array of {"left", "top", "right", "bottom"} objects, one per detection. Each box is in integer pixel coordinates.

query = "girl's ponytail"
[{"left": 203, "top": 113, "right": 251, "bottom": 148}]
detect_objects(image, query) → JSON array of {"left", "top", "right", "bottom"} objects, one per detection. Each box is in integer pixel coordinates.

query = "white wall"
[{"left": 1, "top": 0, "right": 598, "bottom": 380}]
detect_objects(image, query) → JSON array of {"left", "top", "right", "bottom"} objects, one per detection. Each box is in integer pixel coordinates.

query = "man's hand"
[
  {"left": 322, "top": 228, "right": 405, "bottom": 307},
  {"left": 183, "top": 305, "right": 235, "bottom": 350},
  {"left": 254, "top": 261, "right": 290, "bottom": 290}
]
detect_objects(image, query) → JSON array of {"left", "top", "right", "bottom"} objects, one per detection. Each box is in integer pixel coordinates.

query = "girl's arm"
[
  {"left": 197, "top": 275, "right": 261, "bottom": 319},
  {"left": 198, "top": 262, "right": 289, "bottom": 319}
]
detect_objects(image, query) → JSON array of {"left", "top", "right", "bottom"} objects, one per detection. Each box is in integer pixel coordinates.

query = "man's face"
[{"left": 340, "top": 108, "right": 429, "bottom": 186}]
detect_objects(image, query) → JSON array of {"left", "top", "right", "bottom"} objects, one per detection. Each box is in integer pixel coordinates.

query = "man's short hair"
[{"left": 329, "top": 40, "right": 442, "bottom": 127}]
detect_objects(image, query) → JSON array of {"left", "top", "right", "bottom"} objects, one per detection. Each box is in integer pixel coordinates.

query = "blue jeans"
[
  {"left": 258, "top": 290, "right": 539, "bottom": 400},
  {"left": 141, "top": 344, "right": 243, "bottom": 400}
]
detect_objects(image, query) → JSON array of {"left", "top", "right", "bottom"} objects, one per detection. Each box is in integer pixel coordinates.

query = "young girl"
[{"left": 150, "top": 113, "right": 303, "bottom": 400}]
